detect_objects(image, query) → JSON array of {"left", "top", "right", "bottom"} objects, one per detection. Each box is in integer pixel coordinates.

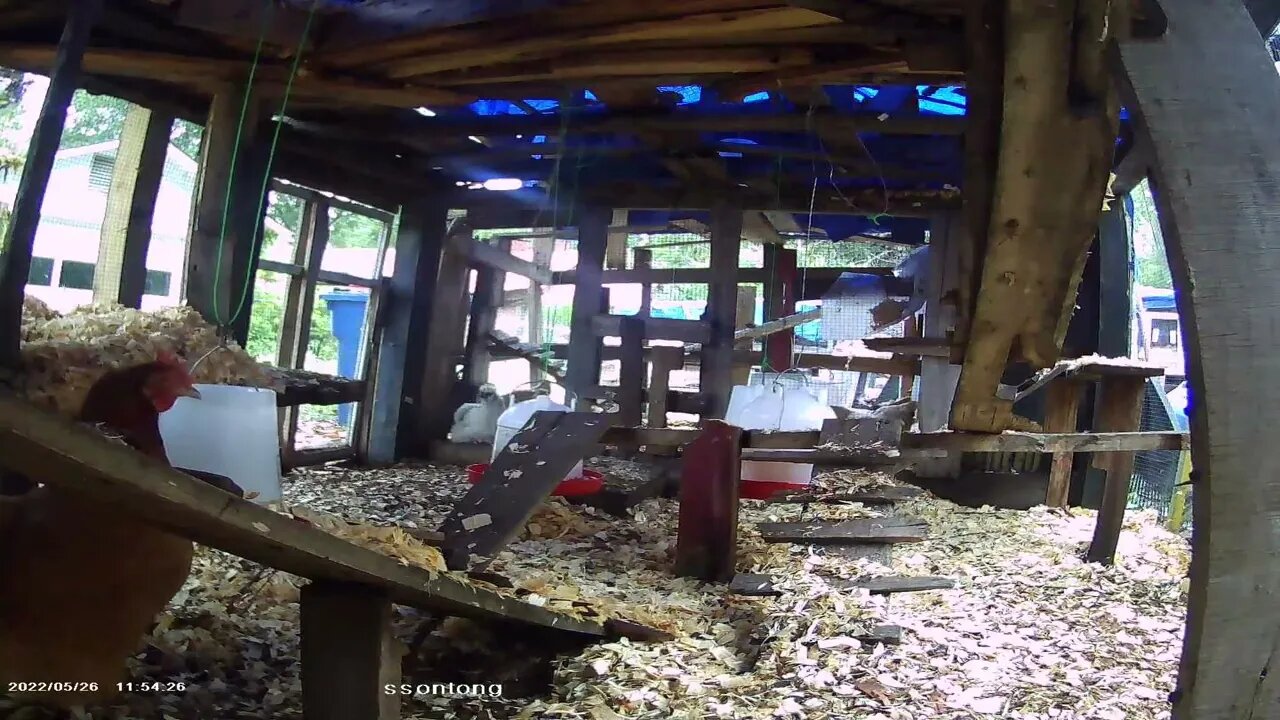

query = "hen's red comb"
[{"left": 156, "top": 350, "right": 183, "bottom": 367}]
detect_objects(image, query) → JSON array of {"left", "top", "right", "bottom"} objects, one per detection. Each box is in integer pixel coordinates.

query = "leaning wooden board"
[
  {"left": 438, "top": 411, "right": 609, "bottom": 569},
  {"left": 0, "top": 394, "right": 608, "bottom": 638}
]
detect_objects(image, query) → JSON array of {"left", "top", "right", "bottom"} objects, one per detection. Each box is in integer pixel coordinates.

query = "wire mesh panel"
[{"left": 1130, "top": 376, "right": 1185, "bottom": 519}]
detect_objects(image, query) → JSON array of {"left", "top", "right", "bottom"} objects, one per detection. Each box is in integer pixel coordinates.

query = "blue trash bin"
[{"left": 319, "top": 290, "right": 370, "bottom": 428}]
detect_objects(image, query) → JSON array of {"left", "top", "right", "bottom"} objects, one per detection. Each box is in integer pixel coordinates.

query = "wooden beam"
[
  {"left": 634, "top": 247, "right": 654, "bottom": 318},
  {"left": 605, "top": 209, "right": 630, "bottom": 270},
  {"left": 566, "top": 206, "right": 609, "bottom": 407},
  {"left": 863, "top": 336, "right": 953, "bottom": 357},
  {"left": 646, "top": 346, "right": 682, "bottom": 429},
  {"left": 462, "top": 237, "right": 510, "bottom": 387},
  {"left": 950, "top": 0, "right": 1124, "bottom": 432},
  {"left": 700, "top": 204, "right": 742, "bottom": 418},
  {"left": 450, "top": 233, "right": 552, "bottom": 284},
  {"left": 300, "top": 582, "right": 400, "bottom": 720},
  {"left": 1042, "top": 379, "right": 1082, "bottom": 508},
  {"left": 901, "top": 430, "right": 1187, "bottom": 454},
  {"left": 92, "top": 104, "right": 172, "bottom": 307},
  {"left": 0, "top": 0, "right": 101, "bottom": 368},
  {"left": 414, "top": 242, "right": 470, "bottom": 451},
  {"left": 1116, "top": 2, "right": 1280, "bottom": 714},
  {"left": 617, "top": 316, "right": 645, "bottom": 428},
  {"left": 0, "top": 393, "right": 606, "bottom": 636},
  {"left": 762, "top": 245, "right": 798, "bottom": 371},
  {"left": 735, "top": 308, "right": 819, "bottom": 342},
  {"left": 368, "top": 207, "right": 452, "bottom": 464},
  {"left": 731, "top": 349, "right": 919, "bottom": 377},
  {"left": 592, "top": 314, "right": 710, "bottom": 343},
  {"left": 675, "top": 420, "right": 742, "bottom": 581},
  {"left": 277, "top": 198, "right": 330, "bottom": 458},
  {"left": 738, "top": 447, "right": 911, "bottom": 466},
  {"left": 527, "top": 234, "right": 554, "bottom": 382}
]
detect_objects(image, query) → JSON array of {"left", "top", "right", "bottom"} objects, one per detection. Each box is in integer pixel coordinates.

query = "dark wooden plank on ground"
[
  {"left": 729, "top": 573, "right": 781, "bottom": 597},
  {"left": 675, "top": 420, "right": 743, "bottom": 582},
  {"left": 1085, "top": 376, "right": 1146, "bottom": 565},
  {"left": 765, "top": 485, "right": 924, "bottom": 505},
  {"left": 0, "top": 0, "right": 102, "bottom": 368},
  {"left": 757, "top": 517, "right": 928, "bottom": 545},
  {"left": 0, "top": 393, "right": 606, "bottom": 637},
  {"left": 844, "top": 576, "right": 957, "bottom": 594},
  {"left": 300, "top": 581, "right": 400, "bottom": 720},
  {"left": 856, "top": 625, "right": 903, "bottom": 645},
  {"left": 439, "top": 412, "right": 609, "bottom": 569}
]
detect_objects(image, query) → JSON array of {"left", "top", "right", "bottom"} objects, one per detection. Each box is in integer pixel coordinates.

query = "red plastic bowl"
[
  {"left": 739, "top": 479, "right": 811, "bottom": 501},
  {"left": 465, "top": 463, "right": 605, "bottom": 498}
]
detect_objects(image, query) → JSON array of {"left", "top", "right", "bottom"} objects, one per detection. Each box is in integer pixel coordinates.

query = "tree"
[
  {"left": 61, "top": 91, "right": 129, "bottom": 148},
  {"left": 169, "top": 119, "right": 202, "bottom": 160}
]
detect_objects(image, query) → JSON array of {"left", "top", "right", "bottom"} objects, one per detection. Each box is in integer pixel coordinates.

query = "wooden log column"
[
  {"left": 301, "top": 581, "right": 401, "bottom": 720},
  {"left": 368, "top": 202, "right": 452, "bottom": 464},
  {"left": 1116, "top": 1, "right": 1280, "bottom": 713},
  {"left": 950, "top": 0, "right": 1125, "bottom": 433},
  {"left": 0, "top": 0, "right": 102, "bottom": 368},
  {"left": 700, "top": 204, "right": 743, "bottom": 418},
  {"left": 566, "top": 207, "right": 609, "bottom": 408},
  {"left": 416, "top": 233, "right": 471, "bottom": 451},
  {"left": 93, "top": 104, "right": 172, "bottom": 308},
  {"left": 675, "top": 420, "right": 743, "bottom": 582},
  {"left": 1085, "top": 375, "right": 1145, "bottom": 564}
]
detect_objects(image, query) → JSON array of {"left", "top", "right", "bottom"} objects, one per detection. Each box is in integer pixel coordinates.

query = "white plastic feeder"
[
  {"left": 492, "top": 395, "right": 584, "bottom": 482},
  {"left": 725, "top": 382, "right": 835, "bottom": 495},
  {"left": 158, "top": 384, "right": 283, "bottom": 504}
]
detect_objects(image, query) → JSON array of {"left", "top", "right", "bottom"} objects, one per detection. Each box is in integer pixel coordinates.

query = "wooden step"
[
  {"left": 730, "top": 573, "right": 956, "bottom": 597},
  {"left": 756, "top": 517, "right": 928, "bottom": 545}
]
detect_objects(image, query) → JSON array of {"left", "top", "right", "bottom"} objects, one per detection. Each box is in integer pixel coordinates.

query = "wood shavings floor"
[{"left": 4, "top": 462, "right": 1187, "bottom": 720}]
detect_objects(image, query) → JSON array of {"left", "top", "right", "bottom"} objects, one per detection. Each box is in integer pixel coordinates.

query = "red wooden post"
[
  {"left": 764, "top": 247, "right": 797, "bottom": 371},
  {"left": 675, "top": 420, "right": 743, "bottom": 581}
]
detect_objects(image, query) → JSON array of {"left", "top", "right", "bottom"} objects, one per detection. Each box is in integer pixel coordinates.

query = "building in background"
[{"left": 1134, "top": 286, "right": 1184, "bottom": 383}]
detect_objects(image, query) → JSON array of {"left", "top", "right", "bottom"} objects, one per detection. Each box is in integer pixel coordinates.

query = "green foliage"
[
  {"left": 61, "top": 91, "right": 129, "bottom": 148},
  {"left": 1130, "top": 179, "right": 1174, "bottom": 290},
  {"left": 246, "top": 275, "right": 339, "bottom": 365},
  {"left": 169, "top": 119, "right": 202, "bottom": 160},
  {"left": 329, "top": 209, "right": 384, "bottom": 249}
]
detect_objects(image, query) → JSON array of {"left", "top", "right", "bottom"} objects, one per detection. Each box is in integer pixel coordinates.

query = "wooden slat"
[
  {"left": 756, "top": 517, "right": 928, "bottom": 544},
  {"left": 0, "top": 0, "right": 101, "bottom": 368},
  {"left": 0, "top": 394, "right": 606, "bottom": 636},
  {"left": 863, "top": 336, "right": 954, "bottom": 358},
  {"left": 450, "top": 233, "right": 552, "bottom": 285},
  {"left": 902, "top": 430, "right": 1187, "bottom": 454},
  {"left": 675, "top": 420, "right": 743, "bottom": 581},
  {"left": 731, "top": 573, "right": 956, "bottom": 595},
  {"left": 438, "top": 412, "right": 609, "bottom": 568},
  {"left": 764, "top": 485, "right": 925, "bottom": 505},
  {"left": 591, "top": 314, "right": 710, "bottom": 343},
  {"left": 739, "top": 448, "right": 910, "bottom": 466},
  {"left": 734, "top": 308, "right": 820, "bottom": 342}
]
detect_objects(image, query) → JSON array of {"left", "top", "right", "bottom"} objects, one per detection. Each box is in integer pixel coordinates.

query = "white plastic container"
[
  {"left": 158, "top": 384, "right": 283, "bottom": 504},
  {"left": 725, "top": 382, "right": 835, "bottom": 492},
  {"left": 492, "top": 395, "right": 584, "bottom": 481}
]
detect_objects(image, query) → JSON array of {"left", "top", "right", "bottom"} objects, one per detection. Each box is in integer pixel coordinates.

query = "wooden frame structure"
[{"left": 0, "top": 0, "right": 1277, "bottom": 717}]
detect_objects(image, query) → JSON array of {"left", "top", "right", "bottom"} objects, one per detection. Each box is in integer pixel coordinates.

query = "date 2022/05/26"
[{"left": 6, "top": 682, "right": 190, "bottom": 693}]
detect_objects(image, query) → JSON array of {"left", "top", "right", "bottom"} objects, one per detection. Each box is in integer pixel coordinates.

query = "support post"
[
  {"left": 762, "top": 244, "right": 797, "bottom": 372},
  {"left": 416, "top": 240, "right": 470, "bottom": 451},
  {"left": 528, "top": 234, "right": 553, "bottom": 382},
  {"left": 617, "top": 316, "right": 645, "bottom": 428},
  {"left": 634, "top": 247, "right": 653, "bottom": 318},
  {"left": 1043, "top": 379, "right": 1082, "bottom": 507},
  {"left": 368, "top": 201, "right": 451, "bottom": 464},
  {"left": 1115, "top": 1, "right": 1280, "bottom": 713},
  {"left": 566, "top": 206, "right": 608, "bottom": 408},
  {"left": 1097, "top": 200, "right": 1134, "bottom": 359},
  {"left": 277, "top": 198, "right": 329, "bottom": 459},
  {"left": 300, "top": 581, "right": 401, "bottom": 720},
  {"left": 0, "top": 0, "right": 101, "bottom": 368},
  {"left": 462, "top": 237, "right": 509, "bottom": 388},
  {"left": 185, "top": 89, "right": 264, "bottom": 341},
  {"left": 647, "top": 346, "right": 681, "bottom": 429},
  {"left": 605, "top": 208, "right": 629, "bottom": 269},
  {"left": 700, "top": 204, "right": 742, "bottom": 418},
  {"left": 675, "top": 420, "right": 743, "bottom": 582},
  {"left": 916, "top": 213, "right": 963, "bottom": 478},
  {"left": 1085, "top": 376, "right": 1145, "bottom": 564},
  {"left": 94, "top": 104, "right": 172, "bottom": 307}
]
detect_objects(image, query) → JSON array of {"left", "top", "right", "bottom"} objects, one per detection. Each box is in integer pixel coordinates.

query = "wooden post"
[
  {"left": 675, "top": 420, "right": 743, "bottom": 582},
  {"left": 762, "top": 245, "right": 797, "bottom": 371},
  {"left": 527, "top": 234, "right": 553, "bottom": 382},
  {"left": 300, "top": 581, "right": 401, "bottom": 720},
  {"left": 634, "top": 247, "right": 653, "bottom": 317},
  {"left": 416, "top": 241, "right": 471, "bottom": 451},
  {"left": 1042, "top": 379, "right": 1083, "bottom": 507},
  {"left": 226, "top": 126, "right": 272, "bottom": 347},
  {"left": 367, "top": 203, "right": 451, "bottom": 465},
  {"left": 700, "top": 204, "right": 742, "bottom": 418},
  {"left": 462, "top": 237, "right": 509, "bottom": 388},
  {"left": 1085, "top": 376, "right": 1145, "bottom": 564},
  {"left": 566, "top": 206, "right": 608, "bottom": 408},
  {"left": 93, "top": 104, "right": 172, "bottom": 307},
  {"left": 646, "top": 346, "right": 681, "bottom": 429},
  {"left": 605, "top": 208, "right": 629, "bottom": 269},
  {"left": 617, "top": 316, "right": 645, "bottom": 428},
  {"left": 0, "top": 0, "right": 102, "bottom": 368},
  {"left": 277, "top": 198, "right": 329, "bottom": 458},
  {"left": 1097, "top": 201, "right": 1133, "bottom": 359},
  {"left": 185, "top": 89, "right": 264, "bottom": 338},
  {"left": 917, "top": 213, "right": 963, "bottom": 478}
]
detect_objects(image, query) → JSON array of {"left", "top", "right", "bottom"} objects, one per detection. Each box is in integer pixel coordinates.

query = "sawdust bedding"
[{"left": 6, "top": 461, "right": 1187, "bottom": 720}]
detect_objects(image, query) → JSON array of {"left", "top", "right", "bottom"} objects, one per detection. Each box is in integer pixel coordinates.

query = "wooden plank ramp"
[
  {"left": 0, "top": 394, "right": 627, "bottom": 639},
  {"left": 730, "top": 573, "right": 956, "bottom": 597},
  {"left": 756, "top": 517, "right": 928, "bottom": 544}
]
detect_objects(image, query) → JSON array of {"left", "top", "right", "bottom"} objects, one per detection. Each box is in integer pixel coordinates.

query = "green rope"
[{"left": 211, "top": 0, "right": 320, "bottom": 330}]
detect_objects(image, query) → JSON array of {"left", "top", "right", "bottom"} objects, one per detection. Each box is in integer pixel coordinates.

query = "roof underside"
[{"left": 0, "top": 0, "right": 992, "bottom": 242}]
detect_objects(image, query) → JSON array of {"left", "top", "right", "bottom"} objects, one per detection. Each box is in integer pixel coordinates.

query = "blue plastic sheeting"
[
  {"left": 743, "top": 91, "right": 770, "bottom": 103},
  {"left": 658, "top": 85, "right": 703, "bottom": 105},
  {"left": 1141, "top": 290, "right": 1177, "bottom": 312}
]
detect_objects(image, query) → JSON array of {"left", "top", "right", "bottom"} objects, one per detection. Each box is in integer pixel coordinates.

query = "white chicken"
[{"left": 450, "top": 383, "right": 506, "bottom": 444}]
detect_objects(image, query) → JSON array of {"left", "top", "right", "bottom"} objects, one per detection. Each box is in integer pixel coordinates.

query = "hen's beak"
[{"left": 177, "top": 386, "right": 202, "bottom": 400}]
